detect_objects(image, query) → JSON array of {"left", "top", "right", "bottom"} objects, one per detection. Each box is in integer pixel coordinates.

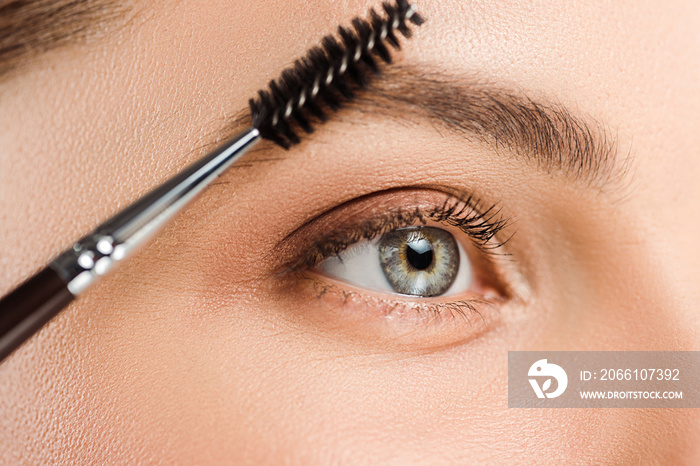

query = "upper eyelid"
[{"left": 273, "top": 189, "right": 512, "bottom": 274}]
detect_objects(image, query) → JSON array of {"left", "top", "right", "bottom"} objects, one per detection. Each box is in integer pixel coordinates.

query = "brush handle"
[
  {"left": 0, "top": 127, "right": 260, "bottom": 364},
  {"left": 0, "top": 267, "right": 73, "bottom": 362}
]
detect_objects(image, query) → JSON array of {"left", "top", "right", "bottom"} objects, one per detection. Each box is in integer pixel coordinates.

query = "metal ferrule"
[{"left": 50, "top": 127, "right": 260, "bottom": 296}]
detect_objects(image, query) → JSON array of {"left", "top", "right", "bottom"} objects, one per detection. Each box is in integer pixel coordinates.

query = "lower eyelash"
[{"left": 300, "top": 271, "right": 502, "bottom": 327}]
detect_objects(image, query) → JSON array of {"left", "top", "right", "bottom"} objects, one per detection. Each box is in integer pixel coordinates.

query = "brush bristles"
[{"left": 250, "top": 0, "right": 424, "bottom": 149}]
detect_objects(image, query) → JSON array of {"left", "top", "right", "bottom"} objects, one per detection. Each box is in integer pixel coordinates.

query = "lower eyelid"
[{"left": 282, "top": 271, "right": 504, "bottom": 351}]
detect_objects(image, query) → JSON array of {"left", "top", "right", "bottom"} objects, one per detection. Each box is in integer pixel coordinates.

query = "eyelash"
[
  {"left": 283, "top": 193, "right": 513, "bottom": 273},
  {"left": 301, "top": 273, "right": 500, "bottom": 324},
  {"left": 270, "top": 191, "right": 517, "bottom": 332}
]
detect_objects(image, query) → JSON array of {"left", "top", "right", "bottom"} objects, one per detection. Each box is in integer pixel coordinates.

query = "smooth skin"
[{"left": 1, "top": 0, "right": 699, "bottom": 463}]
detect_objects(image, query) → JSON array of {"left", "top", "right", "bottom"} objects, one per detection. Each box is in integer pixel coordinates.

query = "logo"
[{"left": 528, "top": 359, "right": 568, "bottom": 399}]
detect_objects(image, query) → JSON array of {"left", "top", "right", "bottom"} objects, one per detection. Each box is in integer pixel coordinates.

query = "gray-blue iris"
[{"left": 378, "top": 226, "right": 459, "bottom": 296}]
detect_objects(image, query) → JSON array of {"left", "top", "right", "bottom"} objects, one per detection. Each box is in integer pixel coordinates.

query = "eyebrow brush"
[{"left": 0, "top": 0, "right": 424, "bottom": 363}]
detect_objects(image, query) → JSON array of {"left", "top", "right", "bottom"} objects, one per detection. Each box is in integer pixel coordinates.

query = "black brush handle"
[
  {"left": 0, "top": 128, "right": 260, "bottom": 366},
  {"left": 0, "top": 267, "right": 74, "bottom": 362}
]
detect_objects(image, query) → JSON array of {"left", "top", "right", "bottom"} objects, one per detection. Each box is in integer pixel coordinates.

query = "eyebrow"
[
  {"left": 0, "top": 0, "right": 124, "bottom": 79},
  {"left": 233, "top": 63, "right": 624, "bottom": 190},
  {"left": 353, "top": 65, "right": 623, "bottom": 189}
]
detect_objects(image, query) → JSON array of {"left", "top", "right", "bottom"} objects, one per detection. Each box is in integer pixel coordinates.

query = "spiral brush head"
[{"left": 249, "top": 0, "right": 424, "bottom": 149}]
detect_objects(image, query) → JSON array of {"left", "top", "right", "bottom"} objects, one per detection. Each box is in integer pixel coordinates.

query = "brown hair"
[{"left": 0, "top": 0, "right": 121, "bottom": 78}]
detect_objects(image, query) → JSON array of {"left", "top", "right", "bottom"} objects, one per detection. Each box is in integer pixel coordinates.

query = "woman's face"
[{"left": 1, "top": 0, "right": 699, "bottom": 463}]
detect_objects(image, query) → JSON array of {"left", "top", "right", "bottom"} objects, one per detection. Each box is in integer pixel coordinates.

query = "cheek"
[{"left": 0, "top": 271, "right": 271, "bottom": 461}]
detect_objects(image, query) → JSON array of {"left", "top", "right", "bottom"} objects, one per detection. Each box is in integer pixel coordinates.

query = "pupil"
[{"left": 405, "top": 239, "right": 434, "bottom": 270}]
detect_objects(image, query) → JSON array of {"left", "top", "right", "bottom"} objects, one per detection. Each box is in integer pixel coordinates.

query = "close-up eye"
[
  {"left": 275, "top": 189, "right": 517, "bottom": 338},
  {"left": 2, "top": 0, "right": 699, "bottom": 462},
  {"left": 317, "top": 225, "right": 470, "bottom": 297}
]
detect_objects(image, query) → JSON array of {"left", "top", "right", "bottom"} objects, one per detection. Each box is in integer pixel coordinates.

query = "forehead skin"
[{"left": 1, "top": 0, "right": 699, "bottom": 463}]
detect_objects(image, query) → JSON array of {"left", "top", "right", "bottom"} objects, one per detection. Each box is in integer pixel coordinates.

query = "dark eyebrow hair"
[
  {"left": 231, "top": 64, "right": 626, "bottom": 190},
  {"left": 352, "top": 65, "right": 624, "bottom": 189},
  {"left": 0, "top": 0, "right": 124, "bottom": 79}
]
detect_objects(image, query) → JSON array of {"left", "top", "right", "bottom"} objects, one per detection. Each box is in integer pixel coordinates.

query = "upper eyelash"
[
  {"left": 426, "top": 195, "right": 512, "bottom": 251},
  {"left": 281, "top": 193, "right": 513, "bottom": 272}
]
